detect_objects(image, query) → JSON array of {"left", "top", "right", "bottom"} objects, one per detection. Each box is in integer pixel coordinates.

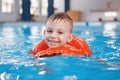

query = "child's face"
[{"left": 44, "top": 20, "right": 72, "bottom": 48}]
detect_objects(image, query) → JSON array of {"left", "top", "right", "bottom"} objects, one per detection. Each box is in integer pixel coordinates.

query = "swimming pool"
[{"left": 0, "top": 22, "right": 120, "bottom": 80}]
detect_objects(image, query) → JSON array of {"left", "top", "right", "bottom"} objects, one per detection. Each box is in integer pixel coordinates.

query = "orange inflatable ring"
[{"left": 29, "top": 35, "right": 92, "bottom": 57}]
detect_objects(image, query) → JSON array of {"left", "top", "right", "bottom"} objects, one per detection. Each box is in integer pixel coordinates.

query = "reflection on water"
[
  {"left": 1, "top": 27, "right": 16, "bottom": 46},
  {"left": 0, "top": 72, "right": 20, "bottom": 80},
  {"left": 2, "top": 26, "right": 15, "bottom": 39},
  {"left": 103, "top": 23, "right": 117, "bottom": 38}
]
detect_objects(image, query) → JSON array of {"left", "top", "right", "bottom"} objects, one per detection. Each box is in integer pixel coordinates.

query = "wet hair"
[{"left": 47, "top": 12, "right": 73, "bottom": 32}]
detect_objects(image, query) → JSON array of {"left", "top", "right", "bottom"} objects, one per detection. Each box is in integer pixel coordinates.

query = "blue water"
[{"left": 0, "top": 22, "right": 120, "bottom": 80}]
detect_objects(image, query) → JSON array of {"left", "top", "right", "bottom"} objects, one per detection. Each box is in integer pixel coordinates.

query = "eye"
[
  {"left": 58, "top": 31, "right": 63, "bottom": 34},
  {"left": 47, "top": 30, "right": 53, "bottom": 33}
]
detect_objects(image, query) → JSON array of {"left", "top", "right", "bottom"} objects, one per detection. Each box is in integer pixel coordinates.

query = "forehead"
[{"left": 46, "top": 20, "right": 71, "bottom": 27}]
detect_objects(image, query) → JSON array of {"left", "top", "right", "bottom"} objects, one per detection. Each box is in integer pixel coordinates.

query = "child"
[{"left": 29, "top": 12, "right": 92, "bottom": 57}]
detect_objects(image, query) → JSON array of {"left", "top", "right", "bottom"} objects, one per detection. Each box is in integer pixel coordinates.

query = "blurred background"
[{"left": 0, "top": 0, "right": 120, "bottom": 22}]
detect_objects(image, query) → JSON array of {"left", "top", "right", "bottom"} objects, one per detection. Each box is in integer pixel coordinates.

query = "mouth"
[
  {"left": 47, "top": 40, "right": 60, "bottom": 47},
  {"left": 48, "top": 40, "right": 59, "bottom": 43}
]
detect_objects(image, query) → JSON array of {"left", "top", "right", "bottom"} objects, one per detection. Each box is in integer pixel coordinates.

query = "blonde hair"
[{"left": 47, "top": 12, "right": 73, "bottom": 32}]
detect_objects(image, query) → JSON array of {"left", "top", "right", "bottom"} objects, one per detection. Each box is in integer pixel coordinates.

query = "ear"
[
  {"left": 43, "top": 30, "right": 45, "bottom": 36},
  {"left": 67, "top": 34, "right": 72, "bottom": 42},
  {"left": 41, "top": 29, "right": 45, "bottom": 39},
  {"left": 41, "top": 26, "right": 46, "bottom": 37}
]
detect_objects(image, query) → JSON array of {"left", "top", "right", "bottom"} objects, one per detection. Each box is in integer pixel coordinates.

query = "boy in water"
[{"left": 30, "top": 12, "right": 92, "bottom": 57}]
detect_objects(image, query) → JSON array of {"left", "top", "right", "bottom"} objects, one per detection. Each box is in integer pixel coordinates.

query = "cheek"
[
  {"left": 60, "top": 35, "right": 70, "bottom": 42},
  {"left": 43, "top": 32, "right": 49, "bottom": 40},
  {"left": 64, "top": 34, "right": 71, "bottom": 42},
  {"left": 44, "top": 31, "right": 49, "bottom": 37},
  {"left": 44, "top": 35, "right": 49, "bottom": 40}
]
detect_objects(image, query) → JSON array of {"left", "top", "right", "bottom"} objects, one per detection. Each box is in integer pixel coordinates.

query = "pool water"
[{"left": 0, "top": 22, "right": 120, "bottom": 80}]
